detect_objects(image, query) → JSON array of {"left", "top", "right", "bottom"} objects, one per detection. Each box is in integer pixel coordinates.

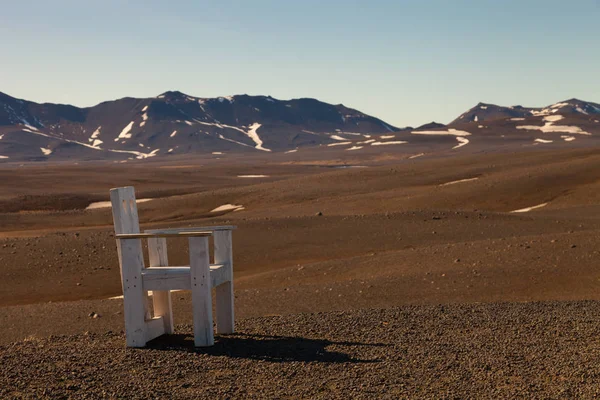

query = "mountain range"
[
  {"left": 451, "top": 99, "right": 600, "bottom": 124},
  {"left": 1, "top": 91, "right": 599, "bottom": 162}
]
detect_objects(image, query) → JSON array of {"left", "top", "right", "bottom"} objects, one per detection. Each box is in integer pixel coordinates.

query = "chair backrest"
[{"left": 110, "top": 186, "right": 141, "bottom": 234}]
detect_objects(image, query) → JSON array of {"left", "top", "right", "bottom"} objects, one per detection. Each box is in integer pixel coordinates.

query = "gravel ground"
[{"left": 3, "top": 301, "right": 600, "bottom": 399}]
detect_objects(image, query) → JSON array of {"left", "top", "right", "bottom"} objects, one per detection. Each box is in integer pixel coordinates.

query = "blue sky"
[{"left": 1, "top": 0, "right": 599, "bottom": 126}]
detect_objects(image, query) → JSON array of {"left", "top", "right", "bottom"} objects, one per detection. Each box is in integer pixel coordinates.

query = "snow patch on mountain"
[
  {"left": 142, "top": 113, "right": 148, "bottom": 121},
  {"left": 550, "top": 102, "right": 570, "bottom": 109},
  {"left": 245, "top": 123, "right": 270, "bottom": 152},
  {"left": 211, "top": 204, "right": 244, "bottom": 212},
  {"left": 90, "top": 127, "right": 101, "bottom": 141},
  {"left": 543, "top": 115, "right": 564, "bottom": 122},
  {"left": 23, "top": 124, "right": 39, "bottom": 132},
  {"left": 412, "top": 129, "right": 471, "bottom": 136},
  {"left": 328, "top": 142, "right": 352, "bottom": 147},
  {"left": 331, "top": 135, "right": 349, "bottom": 141},
  {"left": 440, "top": 177, "right": 479, "bottom": 186},
  {"left": 517, "top": 122, "right": 591, "bottom": 135},
  {"left": 217, "top": 134, "right": 253, "bottom": 148},
  {"left": 371, "top": 141, "right": 408, "bottom": 146},
  {"left": 115, "top": 121, "right": 134, "bottom": 141},
  {"left": 338, "top": 132, "right": 366, "bottom": 136},
  {"left": 511, "top": 203, "right": 548, "bottom": 213},
  {"left": 452, "top": 137, "right": 469, "bottom": 149}
]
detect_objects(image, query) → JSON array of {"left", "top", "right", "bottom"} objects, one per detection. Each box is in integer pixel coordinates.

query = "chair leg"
[
  {"left": 214, "top": 230, "right": 235, "bottom": 334},
  {"left": 189, "top": 236, "right": 214, "bottom": 347},
  {"left": 118, "top": 238, "right": 148, "bottom": 347},
  {"left": 148, "top": 237, "right": 174, "bottom": 334},
  {"left": 152, "top": 291, "right": 174, "bottom": 334}
]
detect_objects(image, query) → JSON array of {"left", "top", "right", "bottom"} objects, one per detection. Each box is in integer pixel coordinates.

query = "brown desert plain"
[{"left": 3, "top": 145, "right": 600, "bottom": 398}]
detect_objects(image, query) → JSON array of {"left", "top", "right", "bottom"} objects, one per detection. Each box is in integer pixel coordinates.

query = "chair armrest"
[
  {"left": 145, "top": 225, "right": 236, "bottom": 234},
  {"left": 115, "top": 231, "right": 213, "bottom": 239}
]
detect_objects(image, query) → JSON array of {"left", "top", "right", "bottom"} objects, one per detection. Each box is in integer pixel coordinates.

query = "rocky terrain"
[{"left": 3, "top": 302, "right": 600, "bottom": 398}]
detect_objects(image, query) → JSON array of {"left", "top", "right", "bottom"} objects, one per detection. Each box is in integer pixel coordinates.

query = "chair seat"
[{"left": 142, "top": 264, "right": 229, "bottom": 291}]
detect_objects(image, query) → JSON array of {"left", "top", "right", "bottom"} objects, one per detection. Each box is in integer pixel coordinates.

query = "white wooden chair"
[{"left": 110, "top": 186, "right": 235, "bottom": 347}]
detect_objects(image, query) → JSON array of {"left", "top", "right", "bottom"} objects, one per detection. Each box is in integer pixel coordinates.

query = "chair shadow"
[{"left": 146, "top": 332, "right": 386, "bottom": 364}]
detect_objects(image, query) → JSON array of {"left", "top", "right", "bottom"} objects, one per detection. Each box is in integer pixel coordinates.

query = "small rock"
[{"left": 316, "top": 211, "right": 323, "bottom": 216}]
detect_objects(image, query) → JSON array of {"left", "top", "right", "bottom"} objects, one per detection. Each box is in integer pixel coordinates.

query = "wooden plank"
[
  {"left": 142, "top": 264, "right": 226, "bottom": 291},
  {"left": 189, "top": 237, "right": 214, "bottom": 347},
  {"left": 214, "top": 230, "right": 235, "bottom": 334},
  {"left": 148, "top": 237, "right": 169, "bottom": 267},
  {"left": 111, "top": 187, "right": 151, "bottom": 321},
  {"left": 210, "top": 264, "right": 230, "bottom": 288},
  {"left": 116, "top": 232, "right": 212, "bottom": 239},
  {"left": 145, "top": 316, "right": 166, "bottom": 342},
  {"left": 110, "top": 187, "right": 141, "bottom": 235},
  {"left": 142, "top": 267, "right": 192, "bottom": 291},
  {"left": 118, "top": 238, "right": 148, "bottom": 347},
  {"left": 148, "top": 237, "right": 173, "bottom": 334},
  {"left": 145, "top": 226, "right": 236, "bottom": 234}
]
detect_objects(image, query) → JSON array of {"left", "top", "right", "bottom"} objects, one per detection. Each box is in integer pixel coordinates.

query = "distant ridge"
[
  {"left": 451, "top": 99, "right": 600, "bottom": 125},
  {"left": 1, "top": 91, "right": 600, "bottom": 162},
  {"left": 415, "top": 122, "right": 446, "bottom": 131},
  {"left": 0, "top": 90, "right": 398, "bottom": 161}
]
